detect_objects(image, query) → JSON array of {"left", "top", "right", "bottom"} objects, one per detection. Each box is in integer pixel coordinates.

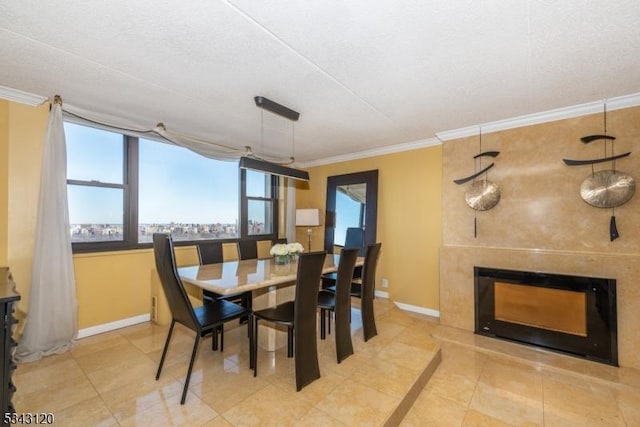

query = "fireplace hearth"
[{"left": 474, "top": 267, "right": 618, "bottom": 366}]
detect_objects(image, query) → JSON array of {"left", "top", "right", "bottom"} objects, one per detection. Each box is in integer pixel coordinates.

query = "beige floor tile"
[
  {"left": 424, "top": 367, "right": 479, "bottom": 406},
  {"left": 86, "top": 355, "right": 161, "bottom": 395},
  {"left": 377, "top": 341, "right": 439, "bottom": 372},
  {"left": 294, "top": 408, "right": 348, "bottom": 426},
  {"left": 13, "top": 358, "right": 85, "bottom": 395},
  {"left": 100, "top": 377, "right": 186, "bottom": 422},
  {"left": 461, "top": 409, "right": 514, "bottom": 426},
  {"left": 401, "top": 391, "right": 467, "bottom": 427},
  {"left": 352, "top": 357, "right": 418, "bottom": 398},
  {"left": 470, "top": 361, "right": 544, "bottom": 426},
  {"left": 192, "top": 364, "right": 271, "bottom": 414},
  {"left": 314, "top": 378, "right": 400, "bottom": 426},
  {"left": 222, "top": 383, "right": 313, "bottom": 427},
  {"left": 14, "top": 373, "right": 98, "bottom": 413},
  {"left": 542, "top": 370, "right": 623, "bottom": 425},
  {"left": 53, "top": 395, "right": 119, "bottom": 427},
  {"left": 70, "top": 331, "right": 129, "bottom": 358},
  {"left": 75, "top": 341, "right": 152, "bottom": 374},
  {"left": 14, "top": 352, "right": 75, "bottom": 380},
  {"left": 117, "top": 389, "right": 217, "bottom": 427},
  {"left": 199, "top": 415, "right": 236, "bottom": 427},
  {"left": 614, "top": 387, "right": 640, "bottom": 426}
]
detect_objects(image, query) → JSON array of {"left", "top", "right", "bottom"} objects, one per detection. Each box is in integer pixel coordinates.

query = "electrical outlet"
[{"left": 381, "top": 278, "right": 389, "bottom": 288}]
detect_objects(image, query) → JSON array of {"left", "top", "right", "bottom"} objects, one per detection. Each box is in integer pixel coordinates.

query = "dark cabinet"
[{"left": 0, "top": 268, "right": 20, "bottom": 424}]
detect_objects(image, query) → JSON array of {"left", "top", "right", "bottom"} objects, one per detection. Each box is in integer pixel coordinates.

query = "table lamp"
[{"left": 295, "top": 208, "right": 320, "bottom": 252}]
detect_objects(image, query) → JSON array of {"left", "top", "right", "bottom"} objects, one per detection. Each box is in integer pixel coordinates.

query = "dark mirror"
[{"left": 324, "top": 170, "right": 378, "bottom": 255}]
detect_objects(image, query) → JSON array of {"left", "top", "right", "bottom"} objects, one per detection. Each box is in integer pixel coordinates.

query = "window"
[
  {"left": 65, "top": 123, "right": 129, "bottom": 244},
  {"left": 138, "top": 138, "right": 239, "bottom": 243},
  {"left": 241, "top": 170, "right": 277, "bottom": 236},
  {"left": 66, "top": 122, "right": 277, "bottom": 251}
]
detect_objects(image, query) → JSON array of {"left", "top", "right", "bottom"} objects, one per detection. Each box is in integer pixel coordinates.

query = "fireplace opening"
[{"left": 475, "top": 267, "right": 618, "bottom": 366}]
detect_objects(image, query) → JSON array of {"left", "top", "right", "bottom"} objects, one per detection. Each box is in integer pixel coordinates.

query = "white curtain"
[
  {"left": 286, "top": 178, "right": 296, "bottom": 243},
  {"left": 15, "top": 101, "right": 78, "bottom": 363}
]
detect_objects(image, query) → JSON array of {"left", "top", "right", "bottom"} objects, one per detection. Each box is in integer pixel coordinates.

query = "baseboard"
[
  {"left": 76, "top": 313, "right": 151, "bottom": 339},
  {"left": 375, "top": 290, "right": 389, "bottom": 298},
  {"left": 393, "top": 301, "right": 440, "bottom": 318}
]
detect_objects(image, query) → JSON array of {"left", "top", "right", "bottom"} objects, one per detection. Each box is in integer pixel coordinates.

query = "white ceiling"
[{"left": 1, "top": 1, "right": 639, "bottom": 163}]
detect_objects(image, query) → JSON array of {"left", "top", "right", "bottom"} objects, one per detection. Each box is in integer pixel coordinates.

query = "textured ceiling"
[{"left": 1, "top": 1, "right": 639, "bottom": 163}]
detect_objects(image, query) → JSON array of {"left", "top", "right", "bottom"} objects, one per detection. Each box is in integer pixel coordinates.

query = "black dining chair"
[
  {"left": 197, "top": 241, "right": 251, "bottom": 324},
  {"left": 321, "top": 227, "right": 364, "bottom": 289},
  {"left": 238, "top": 239, "right": 258, "bottom": 260},
  {"left": 153, "top": 233, "right": 251, "bottom": 404},
  {"left": 326, "top": 243, "right": 382, "bottom": 342},
  {"left": 317, "top": 247, "right": 359, "bottom": 363},
  {"left": 250, "top": 251, "right": 326, "bottom": 391}
]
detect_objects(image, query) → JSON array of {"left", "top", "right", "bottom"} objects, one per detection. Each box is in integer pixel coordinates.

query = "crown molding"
[
  {"left": 300, "top": 137, "right": 441, "bottom": 168},
  {"left": 436, "top": 92, "right": 640, "bottom": 141},
  {"left": 0, "top": 85, "right": 48, "bottom": 106}
]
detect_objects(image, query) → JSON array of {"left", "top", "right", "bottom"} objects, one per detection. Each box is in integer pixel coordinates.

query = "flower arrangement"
[{"left": 270, "top": 242, "right": 304, "bottom": 264}]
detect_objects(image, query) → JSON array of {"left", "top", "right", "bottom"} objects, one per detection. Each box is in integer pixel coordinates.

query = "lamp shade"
[{"left": 295, "top": 209, "right": 320, "bottom": 227}]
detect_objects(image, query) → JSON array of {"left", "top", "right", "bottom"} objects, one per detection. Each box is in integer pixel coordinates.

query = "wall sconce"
[{"left": 295, "top": 208, "right": 320, "bottom": 252}]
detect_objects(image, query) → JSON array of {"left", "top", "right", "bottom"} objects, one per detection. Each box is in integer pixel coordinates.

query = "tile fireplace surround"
[{"left": 440, "top": 105, "right": 640, "bottom": 370}]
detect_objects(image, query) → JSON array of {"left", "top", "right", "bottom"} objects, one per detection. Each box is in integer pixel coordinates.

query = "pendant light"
[{"left": 239, "top": 96, "right": 309, "bottom": 181}]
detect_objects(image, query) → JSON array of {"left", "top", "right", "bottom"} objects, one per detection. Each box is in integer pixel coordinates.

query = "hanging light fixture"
[{"left": 239, "top": 96, "right": 309, "bottom": 181}]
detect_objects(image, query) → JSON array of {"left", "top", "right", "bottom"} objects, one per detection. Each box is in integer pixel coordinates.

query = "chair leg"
[
  {"left": 249, "top": 314, "right": 254, "bottom": 370},
  {"left": 211, "top": 325, "right": 225, "bottom": 352},
  {"left": 156, "top": 320, "right": 175, "bottom": 380},
  {"left": 253, "top": 316, "right": 260, "bottom": 377},
  {"left": 320, "top": 309, "right": 326, "bottom": 340},
  {"left": 327, "top": 310, "right": 332, "bottom": 335},
  {"left": 287, "top": 327, "right": 294, "bottom": 358},
  {"left": 181, "top": 333, "right": 200, "bottom": 405}
]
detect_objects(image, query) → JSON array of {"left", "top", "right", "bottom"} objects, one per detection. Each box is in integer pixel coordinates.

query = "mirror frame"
[{"left": 324, "top": 169, "right": 378, "bottom": 254}]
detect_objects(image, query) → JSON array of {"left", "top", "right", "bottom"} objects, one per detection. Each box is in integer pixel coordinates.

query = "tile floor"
[{"left": 13, "top": 299, "right": 640, "bottom": 426}]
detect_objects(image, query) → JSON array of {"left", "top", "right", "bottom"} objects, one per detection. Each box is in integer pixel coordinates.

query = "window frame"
[
  {"left": 68, "top": 123, "right": 278, "bottom": 253},
  {"left": 239, "top": 169, "right": 279, "bottom": 241}
]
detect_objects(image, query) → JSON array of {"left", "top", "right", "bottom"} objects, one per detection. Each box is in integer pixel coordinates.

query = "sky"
[{"left": 65, "top": 122, "right": 240, "bottom": 224}]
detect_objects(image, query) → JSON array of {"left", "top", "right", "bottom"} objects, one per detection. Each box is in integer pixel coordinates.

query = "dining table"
[{"left": 177, "top": 253, "right": 363, "bottom": 350}]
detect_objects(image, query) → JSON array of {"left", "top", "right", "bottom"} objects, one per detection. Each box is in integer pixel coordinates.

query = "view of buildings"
[{"left": 70, "top": 222, "right": 241, "bottom": 243}]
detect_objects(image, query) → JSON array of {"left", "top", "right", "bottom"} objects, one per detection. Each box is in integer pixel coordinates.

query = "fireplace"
[{"left": 474, "top": 267, "right": 618, "bottom": 366}]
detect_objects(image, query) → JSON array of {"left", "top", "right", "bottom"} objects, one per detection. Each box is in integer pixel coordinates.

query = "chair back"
[
  {"left": 153, "top": 233, "right": 198, "bottom": 331},
  {"left": 293, "top": 251, "right": 326, "bottom": 390},
  {"left": 361, "top": 243, "right": 382, "bottom": 300},
  {"left": 334, "top": 248, "right": 359, "bottom": 362},
  {"left": 335, "top": 248, "right": 359, "bottom": 306},
  {"left": 238, "top": 240, "right": 258, "bottom": 260},
  {"left": 344, "top": 227, "right": 365, "bottom": 255},
  {"left": 196, "top": 241, "right": 224, "bottom": 265},
  {"left": 360, "top": 243, "right": 381, "bottom": 341}
]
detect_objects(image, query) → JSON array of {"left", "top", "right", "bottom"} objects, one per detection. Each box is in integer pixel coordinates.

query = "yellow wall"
[
  {"left": 297, "top": 146, "right": 443, "bottom": 311},
  {"left": 0, "top": 101, "right": 9, "bottom": 266},
  {"left": 6, "top": 101, "right": 48, "bottom": 313}
]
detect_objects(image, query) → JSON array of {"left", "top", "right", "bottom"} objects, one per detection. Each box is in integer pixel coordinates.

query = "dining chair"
[
  {"left": 153, "top": 233, "right": 252, "bottom": 404},
  {"left": 197, "top": 241, "right": 252, "bottom": 325},
  {"left": 320, "top": 227, "right": 364, "bottom": 289},
  {"left": 238, "top": 239, "right": 258, "bottom": 260},
  {"left": 325, "top": 243, "right": 382, "bottom": 342},
  {"left": 317, "top": 247, "right": 359, "bottom": 363},
  {"left": 250, "top": 251, "right": 326, "bottom": 391}
]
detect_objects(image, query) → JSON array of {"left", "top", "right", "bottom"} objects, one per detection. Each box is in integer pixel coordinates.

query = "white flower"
[
  {"left": 287, "top": 242, "right": 304, "bottom": 254},
  {"left": 270, "top": 243, "right": 289, "bottom": 256}
]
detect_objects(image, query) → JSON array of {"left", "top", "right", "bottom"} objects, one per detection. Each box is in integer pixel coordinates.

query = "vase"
[{"left": 275, "top": 255, "right": 290, "bottom": 265}]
